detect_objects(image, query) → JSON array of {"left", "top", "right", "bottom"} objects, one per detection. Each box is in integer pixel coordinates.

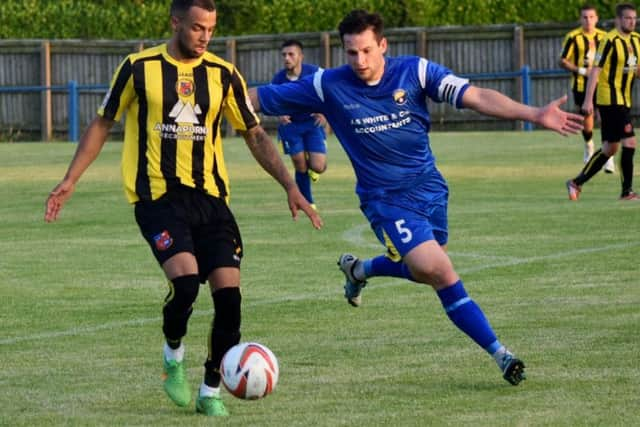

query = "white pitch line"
[{"left": 1, "top": 238, "right": 638, "bottom": 346}]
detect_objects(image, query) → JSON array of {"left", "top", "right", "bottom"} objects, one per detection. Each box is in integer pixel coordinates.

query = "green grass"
[{"left": 1, "top": 131, "right": 638, "bottom": 426}]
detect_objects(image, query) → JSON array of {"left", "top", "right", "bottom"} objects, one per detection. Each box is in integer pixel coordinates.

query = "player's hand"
[
  {"left": 311, "top": 113, "right": 327, "bottom": 127},
  {"left": 581, "top": 99, "right": 594, "bottom": 116},
  {"left": 286, "top": 187, "right": 323, "bottom": 230},
  {"left": 279, "top": 115, "right": 292, "bottom": 125},
  {"left": 44, "top": 180, "right": 76, "bottom": 223},
  {"left": 538, "top": 95, "right": 584, "bottom": 136}
]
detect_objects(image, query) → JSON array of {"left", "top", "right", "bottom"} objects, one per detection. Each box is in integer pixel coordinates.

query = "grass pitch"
[{"left": 0, "top": 131, "right": 638, "bottom": 426}]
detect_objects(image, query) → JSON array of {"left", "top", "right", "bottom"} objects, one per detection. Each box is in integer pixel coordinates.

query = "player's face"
[
  {"left": 580, "top": 9, "right": 598, "bottom": 32},
  {"left": 171, "top": 7, "right": 217, "bottom": 61},
  {"left": 618, "top": 9, "right": 637, "bottom": 35},
  {"left": 281, "top": 46, "right": 303, "bottom": 72},
  {"left": 343, "top": 29, "right": 388, "bottom": 84}
]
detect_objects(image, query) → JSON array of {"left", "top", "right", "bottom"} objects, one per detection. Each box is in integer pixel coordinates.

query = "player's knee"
[
  {"left": 409, "top": 263, "right": 458, "bottom": 288},
  {"left": 310, "top": 163, "right": 327, "bottom": 174},
  {"left": 162, "top": 274, "right": 200, "bottom": 340},
  {"left": 164, "top": 274, "right": 200, "bottom": 314}
]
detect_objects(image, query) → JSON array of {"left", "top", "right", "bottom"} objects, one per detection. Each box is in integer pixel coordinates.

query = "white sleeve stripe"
[
  {"left": 313, "top": 69, "right": 325, "bottom": 102},
  {"left": 418, "top": 58, "right": 428, "bottom": 89},
  {"left": 438, "top": 74, "right": 469, "bottom": 106}
]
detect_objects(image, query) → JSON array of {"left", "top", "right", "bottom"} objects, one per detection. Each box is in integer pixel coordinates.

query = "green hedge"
[{"left": 0, "top": 0, "right": 621, "bottom": 39}]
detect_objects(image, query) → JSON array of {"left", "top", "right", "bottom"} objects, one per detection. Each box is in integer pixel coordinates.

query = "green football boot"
[
  {"left": 162, "top": 357, "right": 191, "bottom": 407},
  {"left": 196, "top": 395, "right": 229, "bottom": 417}
]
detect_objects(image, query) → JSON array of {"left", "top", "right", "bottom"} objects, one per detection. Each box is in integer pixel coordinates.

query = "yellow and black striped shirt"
[
  {"left": 594, "top": 29, "right": 640, "bottom": 107},
  {"left": 560, "top": 27, "right": 607, "bottom": 93},
  {"left": 98, "top": 44, "right": 259, "bottom": 204}
]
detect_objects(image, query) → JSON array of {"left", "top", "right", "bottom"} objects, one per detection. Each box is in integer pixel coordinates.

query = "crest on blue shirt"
[{"left": 393, "top": 89, "right": 407, "bottom": 105}]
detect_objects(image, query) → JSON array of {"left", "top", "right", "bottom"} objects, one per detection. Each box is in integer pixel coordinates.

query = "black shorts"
[
  {"left": 134, "top": 185, "right": 243, "bottom": 283},
  {"left": 597, "top": 105, "right": 634, "bottom": 143}
]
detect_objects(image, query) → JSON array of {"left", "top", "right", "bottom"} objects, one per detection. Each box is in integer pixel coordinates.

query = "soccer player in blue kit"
[
  {"left": 272, "top": 39, "right": 328, "bottom": 209},
  {"left": 249, "top": 10, "right": 583, "bottom": 385}
]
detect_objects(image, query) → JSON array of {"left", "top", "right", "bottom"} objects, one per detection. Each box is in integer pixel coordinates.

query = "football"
[{"left": 220, "top": 342, "right": 279, "bottom": 400}]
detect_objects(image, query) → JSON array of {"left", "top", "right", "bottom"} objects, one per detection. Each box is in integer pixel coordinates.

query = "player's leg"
[
  {"left": 403, "top": 241, "right": 526, "bottom": 385},
  {"left": 135, "top": 195, "right": 199, "bottom": 407},
  {"left": 307, "top": 151, "right": 327, "bottom": 182},
  {"left": 339, "top": 234, "right": 416, "bottom": 307},
  {"left": 197, "top": 268, "right": 240, "bottom": 417},
  {"left": 159, "top": 253, "right": 200, "bottom": 407},
  {"left": 280, "top": 127, "right": 314, "bottom": 204},
  {"left": 339, "top": 195, "right": 525, "bottom": 384},
  {"left": 567, "top": 106, "right": 620, "bottom": 200},
  {"left": 619, "top": 135, "right": 638, "bottom": 200},
  {"left": 575, "top": 91, "right": 595, "bottom": 164},
  {"left": 583, "top": 111, "right": 596, "bottom": 163},
  {"left": 306, "top": 127, "right": 328, "bottom": 184},
  {"left": 291, "top": 150, "right": 314, "bottom": 205},
  {"left": 194, "top": 196, "right": 244, "bottom": 416},
  {"left": 339, "top": 189, "right": 446, "bottom": 306}
]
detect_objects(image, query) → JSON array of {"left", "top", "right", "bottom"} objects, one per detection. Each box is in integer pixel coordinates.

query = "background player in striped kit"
[
  {"left": 560, "top": 4, "right": 615, "bottom": 172},
  {"left": 566, "top": 3, "right": 640, "bottom": 201}
]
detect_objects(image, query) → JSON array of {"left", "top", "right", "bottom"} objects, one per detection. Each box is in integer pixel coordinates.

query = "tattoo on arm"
[{"left": 242, "top": 127, "right": 295, "bottom": 190}]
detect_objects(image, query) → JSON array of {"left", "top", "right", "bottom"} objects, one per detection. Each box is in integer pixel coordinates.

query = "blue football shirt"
[
  {"left": 258, "top": 55, "right": 470, "bottom": 201},
  {"left": 271, "top": 63, "right": 321, "bottom": 125}
]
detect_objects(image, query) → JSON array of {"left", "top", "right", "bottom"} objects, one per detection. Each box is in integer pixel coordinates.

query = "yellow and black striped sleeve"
[
  {"left": 222, "top": 66, "right": 259, "bottom": 131},
  {"left": 560, "top": 29, "right": 579, "bottom": 65},
  {"left": 98, "top": 55, "right": 136, "bottom": 122}
]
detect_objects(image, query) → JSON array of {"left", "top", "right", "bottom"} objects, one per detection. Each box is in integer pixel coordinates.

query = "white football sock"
[
  {"left": 199, "top": 383, "right": 220, "bottom": 398},
  {"left": 491, "top": 345, "right": 511, "bottom": 366},
  {"left": 163, "top": 342, "right": 185, "bottom": 362}
]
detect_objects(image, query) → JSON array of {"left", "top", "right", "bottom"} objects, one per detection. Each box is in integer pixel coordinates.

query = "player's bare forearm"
[
  {"left": 63, "top": 116, "right": 112, "bottom": 183},
  {"left": 45, "top": 116, "right": 113, "bottom": 222},
  {"left": 241, "top": 125, "right": 323, "bottom": 229},
  {"left": 242, "top": 126, "right": 295, "bottom": 191},
  {"left": 248, "top": 88, "right": 262, "bottom": 113},
  {"left": 582, "top": 67, "right": 601, "bottom": 115},
  {"left": 462, "top": 86, "right": 583, "bottom": 136},
  {"left": 463, "top": 87, "right": 536, "bottom": 121}
]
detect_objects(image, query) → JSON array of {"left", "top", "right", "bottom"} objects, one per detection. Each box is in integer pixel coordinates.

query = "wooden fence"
[{"left": 0, "top": 21, "right": 632, "bottom": 141}]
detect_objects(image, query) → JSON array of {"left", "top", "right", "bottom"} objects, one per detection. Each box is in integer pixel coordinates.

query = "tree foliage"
[{"left": 0, "top": 0, "right": 624, "bottom": 39}]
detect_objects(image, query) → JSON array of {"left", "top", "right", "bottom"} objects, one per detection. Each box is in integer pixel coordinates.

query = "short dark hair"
[
  {"left": 170, "top": 0, "right": 216, "bottom": 18},
  {"left": 281, "top": 39, "right": 303, "bottom": 50},
  {"left": 580, "top": 4, "right": 597, "bottom": 13},
  {"left": 616, "top": 3, "right": 636, "bottom": 18},
  {"left": 338, "top": 9, "right": 384, "bottom": 44}
]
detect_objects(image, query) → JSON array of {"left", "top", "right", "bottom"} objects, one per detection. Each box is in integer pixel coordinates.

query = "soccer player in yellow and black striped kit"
[
  {"left": 44, "top": 0, "right": 322, "bottom": 418},
  {"left": 560, "top": 4, "right": 615, "bottom": 172},
  {"left": 566, "top": 3, "right": 640, "bottom": 201}
]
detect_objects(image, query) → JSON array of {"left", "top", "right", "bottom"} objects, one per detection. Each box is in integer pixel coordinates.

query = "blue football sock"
[
  {"left": 436, "top": 280, "right": 501, "bottom": 354},
  {"left": 364, "top": 255, "right": 415, "bottom": 281},
  {"left": 295, "top": 170, "right": 313, "bottom": 204}
]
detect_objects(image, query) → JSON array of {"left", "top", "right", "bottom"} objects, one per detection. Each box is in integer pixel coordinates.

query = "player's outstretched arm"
[
  {"left": 248, "top": 87, "right": 262, "bottom": 113},
  {"left": 44, "top": 116, "right": 113, "bottom": 223},
  {"left": 461, "top": 86, "right": 584, "bottom": 136},
  {"left": 240, "top": 125, "right": 323, "bottom": 230}
]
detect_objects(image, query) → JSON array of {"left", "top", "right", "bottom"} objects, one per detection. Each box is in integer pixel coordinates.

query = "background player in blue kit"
[
  {"left": 272, "top": 39, "right": 328, "bottom": 209},
  {"left": 249, "top": 10, "right": 583, "bottom": 386}
]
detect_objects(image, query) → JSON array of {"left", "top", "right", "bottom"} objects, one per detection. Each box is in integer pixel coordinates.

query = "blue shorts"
[
  {"left": 278, "top": 122, "right": 326, "bottom": 155},
  {"left": 361, "top": 183, "right": 449, "bottom": 259}
]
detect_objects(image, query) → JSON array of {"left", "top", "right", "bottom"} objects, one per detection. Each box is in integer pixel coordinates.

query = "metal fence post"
[{"left": 68, "top": 80, "right": 79, "bottom": 142}]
